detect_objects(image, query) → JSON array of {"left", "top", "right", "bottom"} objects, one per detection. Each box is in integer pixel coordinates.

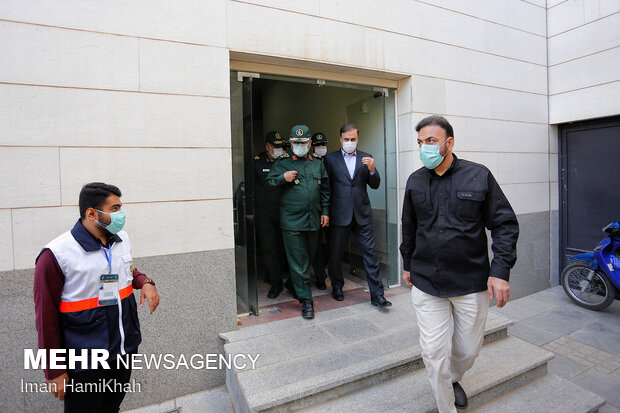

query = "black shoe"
[
  {"left": 267, "top": 284, "right": 283, "bottom": 299},
  {"left": 284, "top": 279, "right": 298, "bottom": 300},
  {"left": 453, "top": 381, "right": 468, "bottom": 409},
  {"left": 371, "top": 295, "right": 392, "bottom": 307},
  {"left": 301, "top": 301, "right": 315, "bottom": 319},
  {"left": 316, "top": 277, "right": 327, "bottom": 290},
  {"left": 332, "top": 286, "right": 344, "bottom": 301}
]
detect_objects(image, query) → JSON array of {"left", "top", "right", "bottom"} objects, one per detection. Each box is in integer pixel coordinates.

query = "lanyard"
[{"left": 101, "top": 245, "right": 112, "bottom": 274}]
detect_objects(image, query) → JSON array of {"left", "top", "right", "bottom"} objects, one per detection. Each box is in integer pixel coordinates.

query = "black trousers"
[
  {"left": 255, "top": 212, "right": 285, "bottom": 287},
  {"left": 64, "top": 353, "right": 134, "bottom": 413},
  {"left": 328, "top": 215, "right": 385, "bottom": 297},
  {"left": 312, "top": 226, "right": 328, "bottom": 281}
]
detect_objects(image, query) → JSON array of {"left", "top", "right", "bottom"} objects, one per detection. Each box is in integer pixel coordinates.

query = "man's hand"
[
  {"left": 402, "top": 270, "right": 412, "bottom": 287},
  {"left": 488, "top": 277, "right": 510, "bottom": 308},
  {"left": 283, "top": 171, "right": 298, "bottom": 182},
  {"left": 361, "top": 157, "right": 375, "bottom": 172},
  {"left": 321, "top": 215, "right": 329, "bottom": 227},
  {"left": 141, "top": 283, "right": 160, "bottom": 314},
  {"left": 47, "top": 372, "right": 68, "bottom": 400}
]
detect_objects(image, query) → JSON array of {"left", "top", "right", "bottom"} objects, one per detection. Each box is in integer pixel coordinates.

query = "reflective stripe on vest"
[{"left": 59, "top": 284, "right": 134, "bottom": 313}]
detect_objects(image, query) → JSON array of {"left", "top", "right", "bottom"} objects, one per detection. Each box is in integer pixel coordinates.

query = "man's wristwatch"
[{"left": 142, "top": 278, "right": 155, "bottom": 287}]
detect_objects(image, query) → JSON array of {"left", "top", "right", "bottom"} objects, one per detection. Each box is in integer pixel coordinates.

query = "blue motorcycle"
[{"left": 561, "top": 221, "right": 620, "bottom": 311}]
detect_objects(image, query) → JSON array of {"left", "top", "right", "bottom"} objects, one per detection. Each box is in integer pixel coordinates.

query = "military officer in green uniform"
[
  {"left": 267, "top": 125, "right": 330, "bottom": 319},
  {"left": 254, "top": 131, "right": 289, "bottom": 299},
  {"left": 311, "top": 132, "right": 329, "bottom": 290}
]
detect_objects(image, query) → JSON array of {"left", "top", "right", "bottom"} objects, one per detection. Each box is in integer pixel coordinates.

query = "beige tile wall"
[
  {"left": 0, "top": 1, "right": 232, "bottom": 271},
  {"left": 547, "top": 1, "right": 620, "bottom": 123},
  {"left": 0, "top": 0, "right": 559, "bottom": 270}
]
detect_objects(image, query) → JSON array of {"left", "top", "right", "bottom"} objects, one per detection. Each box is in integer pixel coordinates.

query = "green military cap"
[
  {"left": 312, "top": 132, "right": 328, "bottom": 145},
  {"left": 289, "top": 125, "right": 312, "bottom": 143},
  {"left": 265, "top": 131, "right": 285, "bottom": 147}
]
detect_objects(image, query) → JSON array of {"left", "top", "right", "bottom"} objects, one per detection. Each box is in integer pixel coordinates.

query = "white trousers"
[{"left": 411, "top": 286, "right": 489, "bottom": 413}]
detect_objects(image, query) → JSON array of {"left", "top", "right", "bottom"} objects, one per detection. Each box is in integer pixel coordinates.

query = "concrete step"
[
  {"left": 471, "top": 373, "right": 606, "bottom": 413},
  {"left": 301, "top": 335, "right": 554, "bottom": 412},
  {"left": 221, "top": 296, "right": 514, "bottom": 413}
]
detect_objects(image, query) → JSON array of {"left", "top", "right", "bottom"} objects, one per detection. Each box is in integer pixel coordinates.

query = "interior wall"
[
  {"left": 257, "top": 80, "right": 374, "bottom": 154},
  {"left": 346, "top": 95, "right": 387, "bottom": 209}
]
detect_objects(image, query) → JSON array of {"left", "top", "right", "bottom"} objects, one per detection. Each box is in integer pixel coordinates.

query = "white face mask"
[
  {"left": 342, "top": 141, "right": 357, "bottom": 154},
  {"left": 292, "top": 143, "right": 309, "bottom": 157},
  {"left": 272, "top": 147, "right": 285, "bottom": 159},
  {"left": 314, "top": 145, "right": 327, "bottom": 157}
]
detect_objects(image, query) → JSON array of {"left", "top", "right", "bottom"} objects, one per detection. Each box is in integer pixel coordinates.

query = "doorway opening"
[{"left": 230, "top": 71, "right": 399, "bottom": 315}]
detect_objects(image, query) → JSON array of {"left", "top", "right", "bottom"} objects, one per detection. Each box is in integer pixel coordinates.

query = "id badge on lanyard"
[{"left": 99, "top": 246, "right": 119, "bottom": 306}]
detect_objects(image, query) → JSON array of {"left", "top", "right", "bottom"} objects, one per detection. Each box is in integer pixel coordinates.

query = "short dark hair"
[
  {"left": 415, "top": 115, "right": 454, "bottom": 139},
  {"left": 79, "top": 182, "right": 121, "bottom": 219},
  {"left": 339, "top": 124, "right": 359, "bottom": 137}
]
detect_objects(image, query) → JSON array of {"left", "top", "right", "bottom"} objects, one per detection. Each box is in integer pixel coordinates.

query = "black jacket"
[
  {"left": 399, "top": 155, "right": 519, "bottom": 297},
  {"left": 325, "top": 150, "right": 381, "bottom": 226}
]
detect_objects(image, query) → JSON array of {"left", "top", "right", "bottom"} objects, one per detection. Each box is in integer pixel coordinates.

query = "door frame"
[
  {"left": 558, "top": 115, "right": 620, "bottom": 280},
  {"left": 230, "top": 66, "right": 403, "bottom": 315}
]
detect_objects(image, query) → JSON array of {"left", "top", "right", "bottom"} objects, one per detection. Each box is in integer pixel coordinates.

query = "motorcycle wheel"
[{"left": 561, "top": 263, "right": 616, "bottom": 311}]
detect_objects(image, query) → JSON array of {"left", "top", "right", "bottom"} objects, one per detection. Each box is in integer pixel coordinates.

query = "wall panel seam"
[
  {"left": 548, "top": 44, "right": 620, "bottom": 67},
  {"left": 228, "top": 1, "right": 547, "bottom": 67},
  {"left": 230, "top": 0, "right": 546, "bottom": 38},
  {"left": 0, "top": 199, "right": 234, "bottom": 211},
  {"left": 521, "top": 0, "right": 545, "bottom": 9},
  {"left": 410, "top": 74, "right": 547, "bottom": 96},
  {"left": 0, "top": 18, "right": 229, "bottom": 49},
  {"left": 0, "top": 146, "right": 233, "bottom": 150},
  {"left": 406, "top": 112, "right": 548, "bottom": 125},
  {"left": 415, "top": 0, "right": 546, "bottom": 37},
  {"left": 549, "top": 79, "right": 620, "bottom": 97},
  {"left": 0, "top": 81, "right": 230, "bottom": 99},
  {"left": 547, "top": 11, "right": 620, "bottom": 39}
]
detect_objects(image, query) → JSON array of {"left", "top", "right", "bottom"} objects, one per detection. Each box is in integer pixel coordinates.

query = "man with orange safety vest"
[{"left": 34, "top": 182, "right": 160, "bottom": 412}]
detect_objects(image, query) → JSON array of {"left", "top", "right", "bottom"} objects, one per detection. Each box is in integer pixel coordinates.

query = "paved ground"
[
  {"left": 125, "top": 285, "right": 620, "bottom": 413},
  {"left": 495, "top": 285, "right": 620, "bottom": 413}
]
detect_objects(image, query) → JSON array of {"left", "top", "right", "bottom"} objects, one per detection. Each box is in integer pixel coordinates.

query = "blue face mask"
[
  {"left": 419, "top": 138, "right": 450, "bottom": 169},
  {"left": 95, "top": 209, "right": 126, "bottom": 234}
]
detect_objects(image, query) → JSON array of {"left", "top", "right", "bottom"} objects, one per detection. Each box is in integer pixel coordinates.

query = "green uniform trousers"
[{"left": 281, "top": 229, "right": 319, "bottom": 303}]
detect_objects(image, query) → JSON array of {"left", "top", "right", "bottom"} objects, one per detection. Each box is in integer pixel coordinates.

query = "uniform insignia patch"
[
  {"left": 254, "top": 155, "right": 260, "bottom": 160},
  {"left": 296, "top": 128, "right": 304, "bottom": 137},
  {"left": 275, "top": 132, "right": 281, "bottom": 139},
  {"left": 294, "top": 179, "right": 300, "bottom": 185}
]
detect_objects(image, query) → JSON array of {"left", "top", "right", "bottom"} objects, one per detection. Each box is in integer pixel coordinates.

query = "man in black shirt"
[{"left": 400, "top": 116, "right": 518, "bottom": 413}]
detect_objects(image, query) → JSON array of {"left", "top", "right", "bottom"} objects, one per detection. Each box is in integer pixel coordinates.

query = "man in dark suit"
[{"left": 324, "top": 124, "right": 392, "bottom": 307}]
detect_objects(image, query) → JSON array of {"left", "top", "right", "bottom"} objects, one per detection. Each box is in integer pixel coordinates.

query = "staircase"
[{"left": 220, "top": 293, "right": 605, "bottom": 413}]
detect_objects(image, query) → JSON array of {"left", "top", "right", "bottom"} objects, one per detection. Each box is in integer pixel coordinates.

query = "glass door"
[
  {"left": 345, "top": 87, "right": 400, "bottom": 288},
  {"left": 230, "top": 72, "right": 259, "bottom": 315}
]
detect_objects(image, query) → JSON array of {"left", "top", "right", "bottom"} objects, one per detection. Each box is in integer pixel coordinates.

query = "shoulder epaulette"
[{"left": 281, "top": 153, "right": 290, "bottom": 158}]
